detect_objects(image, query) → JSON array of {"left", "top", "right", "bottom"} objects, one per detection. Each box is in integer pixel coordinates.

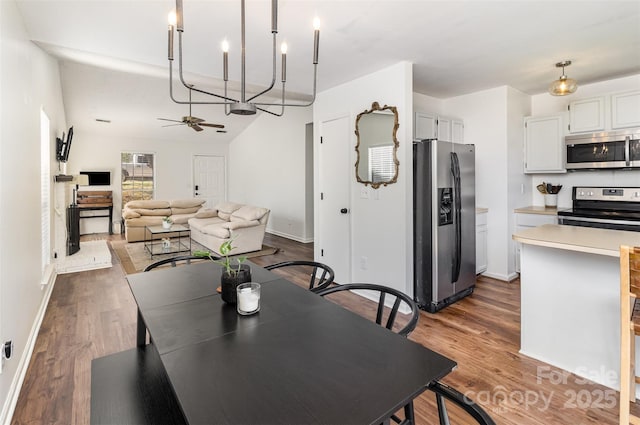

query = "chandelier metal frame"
[{"left": 167, "top": 0, "right": 319, "bottom": 116}]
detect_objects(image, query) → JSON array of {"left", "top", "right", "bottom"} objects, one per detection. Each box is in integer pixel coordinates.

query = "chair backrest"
[
  {"left": 429, "top": 381, "right": 496, "bottom": 425},
  {"left": 619, "top": 245, "right": 640, "bottom": 425},
  {"left": 143, "top": 255, "right": 216, "bottom": 272},
  {"left": 316, "top": 283, "right": 419, "bottom": 337},
  {"left": 264, "top": 260, "right": 335, "bottom": 292},
  {"left": 621, "top": 245, "right": 640, "bottom": 298}
]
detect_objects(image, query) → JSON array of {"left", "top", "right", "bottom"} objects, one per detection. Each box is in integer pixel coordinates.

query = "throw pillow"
[{"left": 195, "top": 209, "right": 218, "bottom": 219}]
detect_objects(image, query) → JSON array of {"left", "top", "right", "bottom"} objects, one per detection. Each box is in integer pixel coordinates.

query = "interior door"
[
  {"left": 193, "top": 155, "right": 225, "bottom": 209},
  {"left": 318, "top": 116, "right": 351, "bottom": 284}
]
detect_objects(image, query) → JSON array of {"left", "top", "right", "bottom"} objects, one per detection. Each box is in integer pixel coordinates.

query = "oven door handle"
[{"left": 559, "top": 215, "right": 640, "bottom": 227}]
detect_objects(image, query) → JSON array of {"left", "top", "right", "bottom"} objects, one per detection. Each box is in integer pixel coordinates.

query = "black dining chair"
[
  {"left": 264, "top": 260, "right": 335, "bottom": 292},
  {"left": 316, "top": 283, "right": 495, "bottom": 425},
  {"left": 143, "top": 254, "right": 219, "bottom": 272},
  {"left": 317, "top": 283, "right": 419, "bottom": 424},
  {"left": 315, "top": 283, "right": 419, "bottom": 336}
]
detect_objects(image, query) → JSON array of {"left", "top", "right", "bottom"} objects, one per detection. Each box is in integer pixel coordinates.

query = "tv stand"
[{"left": 77, "top": 191, "right": 114, "bottom": 234}]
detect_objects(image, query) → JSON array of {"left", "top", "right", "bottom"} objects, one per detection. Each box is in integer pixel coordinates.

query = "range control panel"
[{"left": 573, "top": 187, "right": 640, "bottom": 202}]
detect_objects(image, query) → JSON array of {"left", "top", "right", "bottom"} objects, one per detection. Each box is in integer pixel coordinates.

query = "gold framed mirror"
[{"left": 354, "top": 102, "right": 399, "bottom": 189}]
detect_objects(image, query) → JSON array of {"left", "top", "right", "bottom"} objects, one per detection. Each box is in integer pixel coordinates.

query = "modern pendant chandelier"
[
  {"left": 167, "top": 0, "right": 320, "bottom": 116},
  {"left": 548, "top": 60, "right": 578, "bottom": 96}
]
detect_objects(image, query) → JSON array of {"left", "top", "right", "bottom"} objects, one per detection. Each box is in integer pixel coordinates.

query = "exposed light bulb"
[
  {"left": 313, "top": 17, "right": 321, "bottom": 30},
  {"left": 281, "top": 42, "right": 288, "bottom": 55},
  {"left": 222, "top": 39, "right": 229, "bottom": 53},
  {"left": 168, "top": 10, "right": 177, "bottom": 26}
]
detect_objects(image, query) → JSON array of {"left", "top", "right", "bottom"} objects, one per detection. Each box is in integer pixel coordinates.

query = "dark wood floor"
[{"left": 11, "top": 233, "right": 623, "bottom": 424}]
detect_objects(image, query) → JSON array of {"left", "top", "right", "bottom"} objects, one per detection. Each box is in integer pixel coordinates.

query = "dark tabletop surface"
[{"left": 127, "top": 261, "right": 456, "bottom": 425}]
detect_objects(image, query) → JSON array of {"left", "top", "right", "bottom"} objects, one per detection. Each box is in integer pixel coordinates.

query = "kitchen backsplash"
[{"left": 530, "top": 169, "right": 640, "bottom": 208}]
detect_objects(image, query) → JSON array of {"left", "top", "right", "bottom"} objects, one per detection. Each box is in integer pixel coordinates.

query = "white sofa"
[
  {"left": 122, "top": 199, "right": 206, "bottom": 242},
  {"left": 188, "top": 201, "right": 270, "bottom": 256}
]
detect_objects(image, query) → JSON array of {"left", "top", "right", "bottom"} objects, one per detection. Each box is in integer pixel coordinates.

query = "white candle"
[{"left": 238, "top": 287, "right": 259, "bottom": 313}]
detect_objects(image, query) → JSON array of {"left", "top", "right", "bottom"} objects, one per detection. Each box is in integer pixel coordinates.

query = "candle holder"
[{"left": 237, "top": 282, "right": 261, "bottom": 315}]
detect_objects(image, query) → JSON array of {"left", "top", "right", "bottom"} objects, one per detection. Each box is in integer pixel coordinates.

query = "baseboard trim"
[
  {"left": 0, "top": 272, "right": 57, "bottom": 425},
  {"left": 266, "top": 230, "right": 313, "bottom": 244},
  {"left": 479, "top": 271, "right": 519, "bottom": 282}
]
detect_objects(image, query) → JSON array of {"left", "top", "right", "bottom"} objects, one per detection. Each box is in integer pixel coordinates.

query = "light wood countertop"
[
  {"left": 514, "top": 206, "right": 566, "bottom": 215},
  {"left": 512, "top": 224, "right": 640, "bottom": 257},
  {"left": 476, "top": 207, "right": 488, "bottom": 214}
]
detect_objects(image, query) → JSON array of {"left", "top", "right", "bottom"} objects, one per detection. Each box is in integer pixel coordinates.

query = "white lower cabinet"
[
  {"left": 476, "top": 210, "right": 488, "bottom": 274},
  {"left": 514, "top": 212, "right": 557, "bottom": 272}
]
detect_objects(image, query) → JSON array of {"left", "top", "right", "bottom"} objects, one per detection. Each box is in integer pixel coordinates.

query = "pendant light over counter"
[{"left": 548, "top": 60, "right": 578, "bottom": 96}]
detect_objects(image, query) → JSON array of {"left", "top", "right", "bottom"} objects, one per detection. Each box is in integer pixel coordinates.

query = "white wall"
[
  {"left": 66, "top": 131, "right": 228, "bottom": 235},
  {"left": 413, "top": 92, "right": 444, "bottom": 116},
  {"left": 445, "top": 86, "right": 515, "bottom": 280},
  {"left": 505, "top": 87, "right": 532, "bottom": 276},
  {"left": 228, "top": 106, "right": 313, "bottom": 242},
  {"left": 0, "top": 0, "right": 67, "bottom": 420},
  {"left": 529, "top": 74, "right": 640, "bottom": 208},
  {"left": 314, "top": 62, "right": 413, "bottom": 295}
]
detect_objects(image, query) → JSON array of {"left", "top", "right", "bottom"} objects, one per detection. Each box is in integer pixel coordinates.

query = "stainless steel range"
[{"left": 557, "top": 186, "right": 640, "bottom": 232}]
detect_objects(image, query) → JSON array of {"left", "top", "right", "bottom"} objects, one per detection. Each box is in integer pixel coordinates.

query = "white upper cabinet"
[
  {"left": 437, "top": 116, "right": 452, "bottom": 142},
  {"left": 414, "top": 112, "right": 437, "bottom": 140},
  {"left": 524, "top": 114, "right": 566, "bottom": 173},
  {"left": 568, "top": 96, "right": 605, "bottom": 133},
  {"left": 452, "top": 119, "right": 464, "bottom": 143},
  {"left": 611, "top": 90, "right": 640, "bottom": 129},
  {"left": 414, "top": 112, "right": 464, "bottom": 143}
]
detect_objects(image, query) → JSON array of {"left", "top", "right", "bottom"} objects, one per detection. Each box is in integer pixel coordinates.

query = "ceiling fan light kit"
[
  {"left": 167, "top": 0, "right": 320, "bottom": 116},
  {"left": 548, "top": 60, "right": 578, "bottom": 96}
]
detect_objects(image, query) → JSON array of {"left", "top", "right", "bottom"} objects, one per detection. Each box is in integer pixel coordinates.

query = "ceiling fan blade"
[
  {"left": 162, "top": 123, "right": 188, "bottom": 128},
  {"left": 191, "top": 124, "right": 204, "bottom": 132},
  {"left": 199, "top": 123, "right": 225, "bottom": 129},
  {"left": 158, "top": 118, "right": 184, "bottom": 123}
]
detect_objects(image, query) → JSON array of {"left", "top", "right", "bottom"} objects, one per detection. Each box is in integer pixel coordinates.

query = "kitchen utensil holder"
[{"left": 544, "top": 194, "right": 558, "bottom": 207}]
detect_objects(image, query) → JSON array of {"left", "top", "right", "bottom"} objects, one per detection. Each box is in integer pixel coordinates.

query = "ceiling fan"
[{"left": 158, "top": 86, "right": 225, "bottom": 132}]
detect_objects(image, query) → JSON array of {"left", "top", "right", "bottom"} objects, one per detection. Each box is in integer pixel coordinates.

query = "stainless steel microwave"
[{"left": 565, "top": 128, "right": 640, "bottom": 170}]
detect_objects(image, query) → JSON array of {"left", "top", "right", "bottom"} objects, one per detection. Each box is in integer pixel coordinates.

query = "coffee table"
[{"left": 143, "top": 224, "right": 191, "bottom": 258}]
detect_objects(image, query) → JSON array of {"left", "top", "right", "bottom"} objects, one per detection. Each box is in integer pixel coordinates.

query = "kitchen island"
[{"left": 513, "top": 224, "right": 640, "bottom": 392}]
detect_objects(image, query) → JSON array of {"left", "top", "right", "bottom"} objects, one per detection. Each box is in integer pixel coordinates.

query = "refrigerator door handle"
[{"left": 450, "top": 152, "right": 462, "bottom": 283}]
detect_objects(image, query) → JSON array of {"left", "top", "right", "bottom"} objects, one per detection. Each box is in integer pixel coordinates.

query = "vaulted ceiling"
[{"left": 15, "top": 0, "right": 640, "bottom": 143}]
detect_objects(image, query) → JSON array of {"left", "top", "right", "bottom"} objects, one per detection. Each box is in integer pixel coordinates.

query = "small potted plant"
[
  {"left": 214, "top": 238, "right": 250, "bottom": 304},
  {"left": 161, "top": 216, "right": 173, "bottom": 229}
]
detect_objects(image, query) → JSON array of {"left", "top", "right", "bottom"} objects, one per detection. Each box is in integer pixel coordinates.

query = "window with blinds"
[{"left": 368, "top": 145, "right": 394, "bottom": 183}]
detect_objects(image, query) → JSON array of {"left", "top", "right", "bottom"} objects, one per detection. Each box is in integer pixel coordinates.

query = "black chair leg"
[
  {"left": 436, "top": 393, "right": 449, "bottom": 425},
  {"left": 429, "top": 381, "right": 496, "bottom": 425},
  {"left": 404, "top": 400, "right": 415, "bottom": 425}
]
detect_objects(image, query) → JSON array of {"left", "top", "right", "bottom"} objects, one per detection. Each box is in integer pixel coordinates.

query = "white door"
[
  {"left": 193, "top": 155, "right": 225, "bottom": 209},
  {"left": 318, "top": 116, "right": 351, "bottom": 284}
]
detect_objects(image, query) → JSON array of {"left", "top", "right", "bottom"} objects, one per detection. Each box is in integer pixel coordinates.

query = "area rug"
[
  {"left": 58, "top": 240, "right": 112, "bottom": 274},
  {"left": 111, "top": 239, "right": 279, "bottom": 274}
]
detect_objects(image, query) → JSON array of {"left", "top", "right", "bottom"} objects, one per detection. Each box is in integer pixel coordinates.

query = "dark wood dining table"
[{"left": 94, "top": 260, "right": 457, "bottom": 424}]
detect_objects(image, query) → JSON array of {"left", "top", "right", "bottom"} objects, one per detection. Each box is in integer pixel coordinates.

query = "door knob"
[{"left": 340, "top": 208, "right": 348, "bottom": 214}]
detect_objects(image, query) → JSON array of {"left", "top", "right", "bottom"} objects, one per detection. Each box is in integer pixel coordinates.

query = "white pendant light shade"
[{"left": 548, "top": 60, "right": 578, "bottom": 96}]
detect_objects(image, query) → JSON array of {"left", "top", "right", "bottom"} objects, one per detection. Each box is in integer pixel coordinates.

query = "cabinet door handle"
[{"left": 340, "top": 208, "right": 348, "bottom": 214}]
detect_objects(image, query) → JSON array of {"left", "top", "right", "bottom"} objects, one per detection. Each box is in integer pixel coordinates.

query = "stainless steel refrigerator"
[{"left": 413, "top": 139, "right": 476, "bottom": 313}]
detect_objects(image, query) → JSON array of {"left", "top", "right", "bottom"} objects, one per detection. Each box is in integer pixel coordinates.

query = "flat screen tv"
[
  {"left": 80, "top": 171, "right": 111, "bottom": 186},
  {"left": 56, "top": 126, "right": 73, "bottom": 162}
]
